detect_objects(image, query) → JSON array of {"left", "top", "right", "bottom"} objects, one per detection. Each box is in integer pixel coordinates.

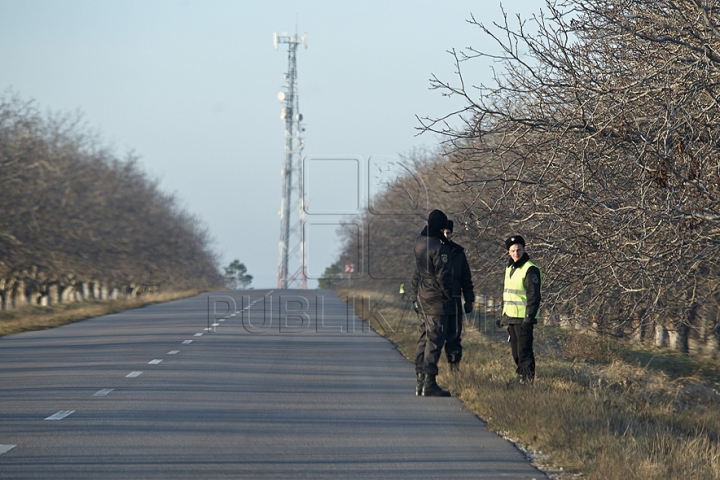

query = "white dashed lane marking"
[
  {"left": 0, "top": 445, "right": 16, "bottom": 455},
  {"left": 45, "top": 410, "right": 75, "bottom": 421},
  {"left": 93, "top": 389, "right": 114, "bottom": 397},
  {"left": 34, "top": 297, "right": 281, "bottom": 432}
]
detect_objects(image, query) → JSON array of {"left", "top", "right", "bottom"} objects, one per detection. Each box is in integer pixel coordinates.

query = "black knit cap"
[
  {"left": 505, "top": 235, "right": 525, "bottom": 249},
  {"left": 445, "top": 220, "right": 454, "bottom": 232},
  {"left": 427, "top": 209, "right": 447, "bottom": 230}
]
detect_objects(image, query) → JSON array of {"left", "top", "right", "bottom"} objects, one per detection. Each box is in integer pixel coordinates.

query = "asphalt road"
[{"left": 0, "top": 289, "right": 546, "bottom": 479}]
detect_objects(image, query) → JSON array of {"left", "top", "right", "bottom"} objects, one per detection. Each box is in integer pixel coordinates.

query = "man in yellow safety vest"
[{"left": 496, "top": 235, "right": 542, "bottom": 383}]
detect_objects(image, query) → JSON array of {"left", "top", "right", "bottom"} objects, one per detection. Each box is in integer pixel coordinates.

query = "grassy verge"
[
  {"left": 339, "top": 288, "right": 720, "bottom": 480},
  {"left": 0, "top": 290, "right": 203, "bottom": 338}
]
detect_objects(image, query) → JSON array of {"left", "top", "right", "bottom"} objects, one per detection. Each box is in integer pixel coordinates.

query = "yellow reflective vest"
[{"left": 502, "top": 260, "right": 542, "bottom": 319}]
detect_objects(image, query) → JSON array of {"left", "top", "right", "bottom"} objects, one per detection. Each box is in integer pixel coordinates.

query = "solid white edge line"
[{"left": 45, "top": 410, "right": 75, "bottom": 421}]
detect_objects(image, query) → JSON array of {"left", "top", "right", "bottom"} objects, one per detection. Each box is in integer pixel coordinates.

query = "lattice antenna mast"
[{"left": 274, "top": 31, "right": 308, "bottom": 289}]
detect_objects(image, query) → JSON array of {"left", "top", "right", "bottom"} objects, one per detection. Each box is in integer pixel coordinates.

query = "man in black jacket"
[
  {"left": 496, "top": 235, "right": 542, "bottom": 383},
  {"left": 411, "top": 209, "right": 454, "bottom": 397},
  {"left": 442, "top": 220, "right": 474, "bottom": 372}
]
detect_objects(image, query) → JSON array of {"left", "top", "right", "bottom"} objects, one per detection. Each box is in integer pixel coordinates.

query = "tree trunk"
[
  {"left": 671, "top": 302, "right": 697, "bottom": 354},
  {"left": 29, "top": 291, "right": 42, "bottom": 305},
  {"left": 13, "top": 281, "right": 28, "bottom": 308},
  {"left": 708, "top": 323, "right": 720, "bottom": 355},
  {"left": 633, "top": 320, "right": 647, "bottom": 344},
  {"left": 654, "top": 322, "right": 668, "bottom": 347},
  {"left": 48, "top": 284, "right": 58, "bottom": 305},
  {"left": 61, "top": 285, "right": 74, "bottom": 303},
  {"left": 87, "top": 282, "right": 97, "bottom": 299},
  {"left": 670, "top": 322, "right": 690, "bottom": 354},
  {"left": 699, "top": 311, "right": 710, "bottom": 345},
  {"left": 706, "top": 310, "right": 720, "bottom": 355}
]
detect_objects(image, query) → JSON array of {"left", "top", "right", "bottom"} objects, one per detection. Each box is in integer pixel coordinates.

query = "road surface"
[{"left": 0, "top": 289, "right": 546, "bottom": 479}]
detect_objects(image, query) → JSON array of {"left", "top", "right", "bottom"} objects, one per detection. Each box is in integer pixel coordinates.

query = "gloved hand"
[
  {"left": 495, "top": 318, "right": 502, "bottom": 329},
  {"left": 520, "top": 322, "right": 533, "bottom": 335},
  {"left": 413, "top": 301, "right": 420, "bottom": 313},
  {"left": 464, "top": 302, "right": 473, "bottom": 314}
]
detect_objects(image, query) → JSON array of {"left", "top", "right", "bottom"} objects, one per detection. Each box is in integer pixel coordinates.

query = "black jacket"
[
  {"left": 410, "top": 226, "right": 454, "bottom": 315},
  {"left": 448, "top": 240, "right": 474, "bottom": 306},
  {"left": 501, "top": 252, "right": 541, "bottom": 325}
]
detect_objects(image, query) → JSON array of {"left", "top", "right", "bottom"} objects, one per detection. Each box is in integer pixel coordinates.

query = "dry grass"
[
  {"left": 0, "top": 290, "right": 202, "bottom": 338},
  {"left": 339, "top": 288, "right": 720, "bottom": 480}
]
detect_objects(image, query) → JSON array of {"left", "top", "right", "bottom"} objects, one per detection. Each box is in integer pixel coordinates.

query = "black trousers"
[
  {"left": 444, "top": 298, "right": 463, "bottom": 364},
  {"left": 414, "top": 314, "right": 448, "bottom": 376},
  {"left": 508, "top": 323, "right": 535, "bottom": 380}
]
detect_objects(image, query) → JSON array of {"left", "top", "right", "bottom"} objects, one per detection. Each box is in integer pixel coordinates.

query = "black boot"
[
  {"left": 422, "top": 374, "right": 451, "bottom": 397},
  {"left": 415, "top": 372, "right": 425, "bottom": 396},
  {"left": 448, "top": 362, "right": 459, "bottom": 373}
]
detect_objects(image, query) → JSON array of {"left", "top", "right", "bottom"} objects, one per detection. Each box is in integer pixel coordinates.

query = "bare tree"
[
  {"left": 0, "top": 92, "right": 223, "bottom": 309},
  {"left": 413, "top": 0, "right": 720, "bottom": 352}
]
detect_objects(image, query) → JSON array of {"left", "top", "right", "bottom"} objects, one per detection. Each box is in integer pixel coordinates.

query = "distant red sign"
[{"left": 345, "top": 263, "right": 354, "bottom": 274}]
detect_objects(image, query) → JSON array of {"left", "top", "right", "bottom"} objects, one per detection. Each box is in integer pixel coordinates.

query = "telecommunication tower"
[{"left": 274, "top": 31, "right": 308, "bottom": 289}]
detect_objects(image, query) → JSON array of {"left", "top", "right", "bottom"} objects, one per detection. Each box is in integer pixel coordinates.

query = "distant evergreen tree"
[
  {"left": 224, "top": 260, "right": 253, "bottom": 290},
  {"left": 318, "top": 261, "right": 343, "bottom": 289}
]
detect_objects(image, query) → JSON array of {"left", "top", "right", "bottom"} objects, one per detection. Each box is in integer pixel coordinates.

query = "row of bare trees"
[
  {"left": 332, "top": 0, "right": 720, "bottom": 354},
  {"left": 328, "top": 149, "right": 505, "bottom": 306},
  {"left": 0, "top": 92, "right": 222, "bottom": 309}
]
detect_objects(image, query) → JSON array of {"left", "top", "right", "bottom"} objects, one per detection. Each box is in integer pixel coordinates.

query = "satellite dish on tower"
[
  {"left": 273, "top": 32, "right": 278, "bottom": 50},
  {"left": 277, "top": 92, "right": 285, "bottom": 101},
  {"left": 302, "top": 33, "right": 308, "bottom": 48}
]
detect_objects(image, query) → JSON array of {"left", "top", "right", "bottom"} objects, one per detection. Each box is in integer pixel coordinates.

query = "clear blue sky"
[{"left": 0, "top": 0, "right": 541, "bottom": 288}]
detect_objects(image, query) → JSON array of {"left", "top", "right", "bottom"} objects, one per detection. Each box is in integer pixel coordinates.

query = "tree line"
[
  {"left": 329, "top": 0, "right": 720, "bottom": 354},
  {"left": 0, "top": 92, "right": 223, "bottom": 309}
]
